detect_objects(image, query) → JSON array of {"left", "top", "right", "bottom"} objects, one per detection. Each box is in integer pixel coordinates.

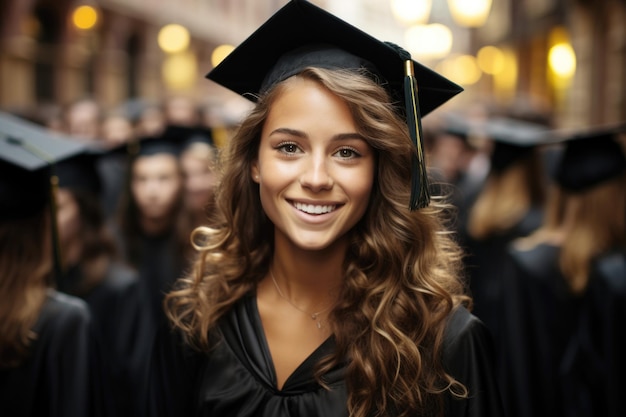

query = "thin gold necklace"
[{"left": 270, "top": 268, "right": 332, "bottom": 329}]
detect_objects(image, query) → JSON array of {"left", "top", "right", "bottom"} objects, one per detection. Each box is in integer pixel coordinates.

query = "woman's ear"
[{"left": 251, "top": 162, "right": 260, "bottom": 183}]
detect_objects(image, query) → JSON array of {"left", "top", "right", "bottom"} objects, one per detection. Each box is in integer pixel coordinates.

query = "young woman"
[
  {"left": 0, "top": 113, "right": 105, "bottom": 417},
  {"left": 114, "top": 134, "right": 194, "bottom": 329},
  {"left": 179, "top": 138, "right": 218, "bottom": 227},
  {"left": 462, "top": 116, "right": 550, "bottom": 344},
  {"left": 54, "top": 149, "right": 148, "bottom": 417},
  {"left": 500, "top": 126, "right": 626, "bottom": 417},
  {"left": 147, "top": 2, "right": 504, "bottom": 416}
]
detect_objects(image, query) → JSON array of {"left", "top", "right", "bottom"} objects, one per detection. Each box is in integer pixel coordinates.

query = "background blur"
[{"left": 1, "top": 0, "right": 624, "bottom": 130}]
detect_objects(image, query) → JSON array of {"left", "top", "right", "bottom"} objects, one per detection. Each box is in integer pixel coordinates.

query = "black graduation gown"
[
  {"left": 559, "top": 250, "right": 626, "bottom": 417},
  {"left": 499, "top": 244, "right": 626, "bottom": 417},
  {"left": 147, "top": 293, "right": 505, "bottom": 417},
  {"left": 134, "top": 231, "right": 186, "bottom": 329},
  {"left": 58, "top": 262, "right": 151, "bottom": 417},
  {"left": 461, "top": 207, "right": 543, "bottom": 345},
  {"left": 0, "top": 290, "right": 105, "bottom": 417}
]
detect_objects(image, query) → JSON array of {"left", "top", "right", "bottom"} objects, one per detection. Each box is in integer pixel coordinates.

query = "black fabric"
[
  {"left": 560, "top": 250, "right": 626, "bottom": 417},
  {"left": 206, "top": 0, "right": 462, "bottom": 117},
  {"left": 146, "top": 293, "right": 504, "bottom": 416},
  {"left": 57, "top": 262, "right": 150, "bottom": 417},
  {"left": 498, "top": 244, "right": 626, "bottom": 417},
  {"left": 0, "top": 290, "right": 109, "bottom": 417},
  {"left": 461, "top": 206, "right": 543, "bottom": 346}
]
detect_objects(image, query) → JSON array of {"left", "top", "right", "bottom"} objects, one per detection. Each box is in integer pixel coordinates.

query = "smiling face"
[{"left": 251, "top": 77, "right": 375, "bottom": 252}]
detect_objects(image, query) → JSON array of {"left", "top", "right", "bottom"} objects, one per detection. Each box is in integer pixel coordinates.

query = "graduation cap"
[
  {"left": 552, "top": 122, "right": 626, "bottom": 192},
  {"left": 0, "top": 111, "right": 87, "bottom": 278},
  {"left": 127, "top": 131, "right": 183, "bottom": 158},
  {"left": 55, "top": 146, "right": 105, "bottom": 196},
  {"left": 483, "top": 117, "right": 551, "bottom": 172},
  {"left": 206, "top": 0, "right": 463, "bottom": 210}
]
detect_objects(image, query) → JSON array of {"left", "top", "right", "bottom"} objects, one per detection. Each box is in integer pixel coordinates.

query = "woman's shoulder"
[
  {"left": 42, "top": 289, "right": 90, "bottom": 318},
  {"left": 442, "top": 305, "right": 489, "bottom": 349},
  {"left": 34, "top": 290, "right": 92, "bottom": 338},
  {"left": 441, "top": 305, "right": 497, "bottom": 372}
]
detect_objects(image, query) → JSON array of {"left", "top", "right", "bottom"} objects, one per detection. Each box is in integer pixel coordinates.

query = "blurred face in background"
[
  {"left": 65, "top": 99, "right": 101, "bottom": 142},
  {"left": 101, "top": 114, "right": 134, "bottom": 148},
  {"left": 180, "top": 143, "right": 217, "bottom": 213},
  {"left": 131, "top": 154, "right": 182, "bottom": 221},
  {"left": 165, "top": 96, "right": 198, "bottom": 126}
]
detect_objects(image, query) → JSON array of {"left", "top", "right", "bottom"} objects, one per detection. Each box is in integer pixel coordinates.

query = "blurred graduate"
[
  {"left": 0, "top": 112, "right": 109, "bottom": 417},
  {"left": 499, "top": 123, "right": 626, "bottom": 417}
]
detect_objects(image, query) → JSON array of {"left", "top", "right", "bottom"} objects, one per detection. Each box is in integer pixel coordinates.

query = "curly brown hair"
[{"left": 165, "top": 67, "right": 471, "bottom": 417}]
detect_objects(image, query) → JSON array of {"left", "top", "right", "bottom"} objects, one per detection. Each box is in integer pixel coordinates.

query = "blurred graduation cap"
[
  {"left": 551, "top": 122, "right": 626, "bottom": 192},
  {"left": 206, "top": 0, "right": 463, "bottom": 210},
  {"left": 483, "top": 117, "right": 551, "bottom": 172},
  {"left": 162, "top": 124, "right": 214, "bottom": 149},
  {"left": 0, "top": 111, "right": 87, "bottom": 278},
  {"left": 127, "top": 131, "right": 183, "bottom": 158},
  {"left": 55, "top": 145, "right": 106, "bottom": 196}
]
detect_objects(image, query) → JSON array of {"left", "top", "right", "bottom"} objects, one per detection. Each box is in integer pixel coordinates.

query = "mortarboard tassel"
[{"left": 403, "top": 59, "right": 431, "bottom": 210}]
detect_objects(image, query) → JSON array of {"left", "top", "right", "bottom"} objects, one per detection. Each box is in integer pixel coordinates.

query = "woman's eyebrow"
[{"left": 269, "top": 128, "right": 365, "bottom": 142}]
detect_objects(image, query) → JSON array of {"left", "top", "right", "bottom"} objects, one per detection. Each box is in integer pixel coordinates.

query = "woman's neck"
[
  {"left": 268, "top": 235, "right": 346, "bottom": 310},
  {"left": 140, "top": 215, "right": 172, "bottom": 236}
]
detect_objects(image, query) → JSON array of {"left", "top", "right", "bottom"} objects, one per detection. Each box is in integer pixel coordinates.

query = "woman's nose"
[{"left": 299, "top": 155, "right": 334, "bottom": 192}]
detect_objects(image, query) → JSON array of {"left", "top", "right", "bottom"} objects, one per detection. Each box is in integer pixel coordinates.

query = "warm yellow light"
[
  {"left": 211, "top": 44, "right": 235, "bottom": 68},
  {"left": 493, "top": 47, "right": 518, "bottom": 100},
  {"left": 405, "top": 24, "right": 453, "bottom": 60},
  {"left": 477, "top": 45, "right": 505, "bottom": 75},
  {"left": 549, "top": 43, "right": 576, "bottom": 79},
  {"left": 162, "top": 51, "right": 198, "bottom": 90},
  {"left": 158, "top": 24, "right": 190, "bottom": 54},
  {"left": 447, "top": 0, "right": 492, "bottom": 27},
  {"left": 391, "top": 0, "right": 432, "bottom": 25},
  {"left": 72, "top": 5, "right": 98, "bottom": 30},
  {"left": 437, "top": 55, "right": 481, "bottom": 86}
]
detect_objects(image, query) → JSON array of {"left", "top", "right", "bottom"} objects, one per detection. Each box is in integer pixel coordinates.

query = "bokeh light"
[
  {"left": 447, "top": 0, "right": 492, "bottom": 27},
  {"left": 391, "top": 0, "right": 432, "bottom": 26},
  {"left": 211, "top": 44, "right": 235, "bottom": 68},
  {"left": 549, "top": 43, "right": 576, "bottom": 79},
  {"left": 162, "top": 51, "right": 197, "bottom": 90},
  {"left": 405, "top": 24, "right": 453, "bottom": 60},
  {"left": 72, "top": 5, "right": 98, "bottom": 30},
  {"left": 477, "top": 45, "right": 505, "bottom": 75},
  {"left": 158, "top": 24, "right": 190, "bottom": 54},
  {"left": 437, "top": 54, "right": 482, "bottom": 86}
]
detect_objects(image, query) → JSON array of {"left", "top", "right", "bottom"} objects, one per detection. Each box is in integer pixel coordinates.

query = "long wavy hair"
[
  {"left": 165, "top": 68, "right": 470, "bottom": 417},
  {"left": 0, "top": 209, "right": 51, "bottom": 367},
  {"left": 467, "top": 150, "right": 546, "bottom": 240}
]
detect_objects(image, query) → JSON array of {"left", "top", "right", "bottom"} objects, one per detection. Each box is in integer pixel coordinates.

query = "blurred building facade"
[{"left": 0, "top": 0, "right": 624, "bottom": 128}]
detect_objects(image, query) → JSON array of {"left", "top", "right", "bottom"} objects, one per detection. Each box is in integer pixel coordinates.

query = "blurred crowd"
[{"left": 1, "top": 90, "right": 625, "bottom": 417}]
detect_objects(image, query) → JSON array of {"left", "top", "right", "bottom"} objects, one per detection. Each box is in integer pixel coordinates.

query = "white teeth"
[{"left": 294, "top": 202, "right": 336, "bottom": 214}]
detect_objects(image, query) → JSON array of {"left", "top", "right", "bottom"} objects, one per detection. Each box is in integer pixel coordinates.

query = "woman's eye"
[
  {"left": 277, "top": 143, "right": 300, "bottom": 154},
  {"left": 334, "top": 148, "right": 359, "bottom": 159}
]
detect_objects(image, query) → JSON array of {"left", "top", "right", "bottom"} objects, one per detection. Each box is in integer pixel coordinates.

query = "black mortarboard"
[
  {"left": 56, "top": 146, "right": 105, "bottom": 195},
  {"left": 552, "top": 123, "right": 626, "bottom": 192},
  {"left": 206, "top": 0, "right": 463, "bottom": 210},
  {"left": 483, "top": 117, "right": 550, "bottom": 172},
  {"left": 129, "top": 132, "right": 182, "bottom": 158},
  {"left": 0, "top": 111, "right": 87, "bottom": 278},
  {"left": 0, "top": 111, "right": 87, "bottom": 218}
]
